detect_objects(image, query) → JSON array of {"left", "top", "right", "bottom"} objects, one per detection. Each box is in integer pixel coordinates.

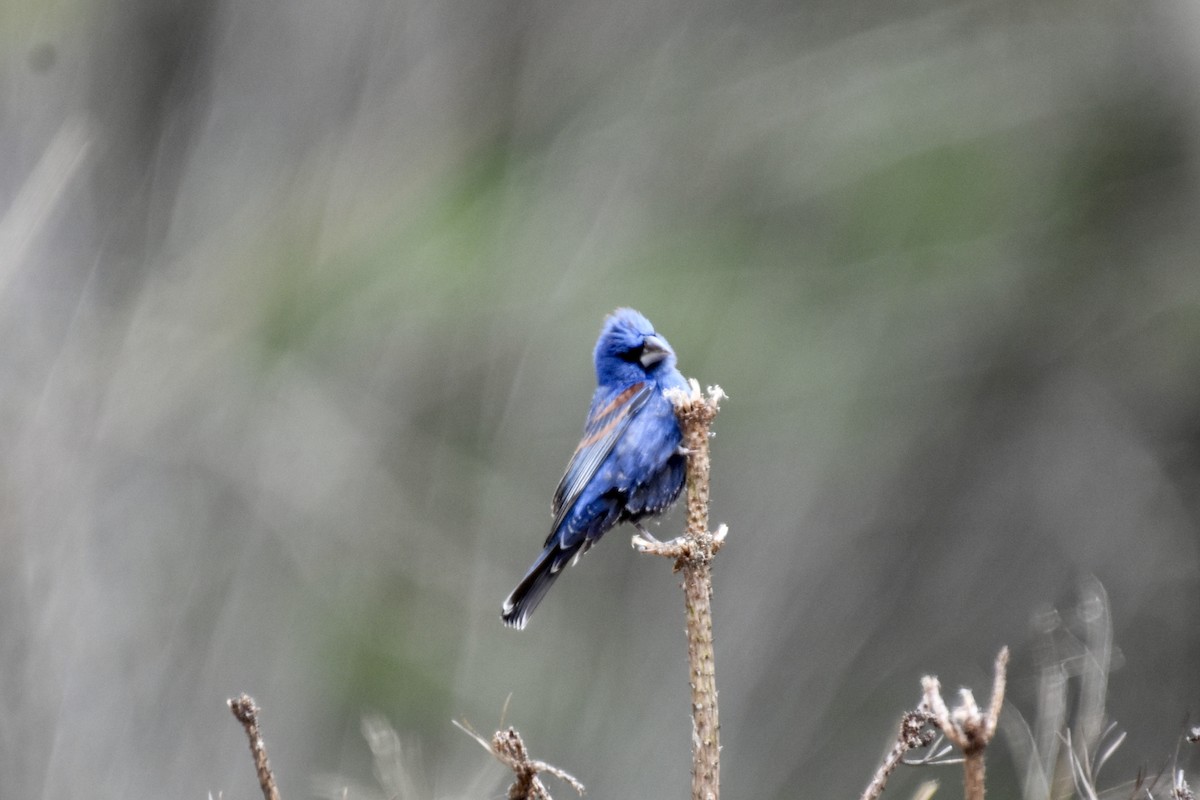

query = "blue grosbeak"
[{"left": 501, "top": 308, "right": 689, "bottom": 629}]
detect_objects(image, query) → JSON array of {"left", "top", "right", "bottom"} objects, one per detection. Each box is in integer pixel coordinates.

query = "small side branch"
[
  {"left": 859, "top": 711, "right": 938, "bottom": 800},
  {"left": 456, "top": 721, "right": 584, "bottom": 800},
  {"left": 861, "top": 648, "right": 1008, "bottom": 800},
  {"left": 634, "top": 379, "right": 726, "bottom": 800},
  {"left": 921, "top": 647, "right": 1010, "bottom": 800},
  {"left": 228, "top": 694, "right": 282, "bottom": 800}
]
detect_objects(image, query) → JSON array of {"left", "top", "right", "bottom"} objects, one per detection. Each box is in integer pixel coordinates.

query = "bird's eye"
[{"left": 617, "top": 344, "right": 645, "bottom": 363}]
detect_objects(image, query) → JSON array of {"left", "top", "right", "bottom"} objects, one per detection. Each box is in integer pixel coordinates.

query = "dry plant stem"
[
  {"left": 455, "top": 721, "right": 584, "bottom": 800},
  {"left": 921, "top": 647, "right": 1010, "bottom": 800},
  {"left": 633, "top": 381, "right": 726, "bottom": 800},
  {"left": 1176, "top": 771, "right": 1196, "bottom": 800},
  {"left": 683, "top": 558, "right": 719, "bottom": 800},
  {"left": 228, "top": 694, "right": 282, "bottom": 800},
  {"left": 859, "top": 711, "right": 936, "bottom": 800},
  {"left": 963, "top": 751, "right": 986, "bottom": 800}
]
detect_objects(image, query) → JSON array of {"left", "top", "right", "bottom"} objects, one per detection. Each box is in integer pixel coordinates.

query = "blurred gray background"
[{"left": 3, "top": 0, "right": 1199, "bottom": 798}]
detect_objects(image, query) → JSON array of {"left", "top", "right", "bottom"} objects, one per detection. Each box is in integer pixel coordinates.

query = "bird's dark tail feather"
[{"left": 501, "top": 542, "right": 578, "bottom": 630}]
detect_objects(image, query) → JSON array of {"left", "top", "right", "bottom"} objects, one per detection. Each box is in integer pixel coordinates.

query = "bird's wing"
[{"left": 549, "top": 380, "right": 653, "bottom": 538}]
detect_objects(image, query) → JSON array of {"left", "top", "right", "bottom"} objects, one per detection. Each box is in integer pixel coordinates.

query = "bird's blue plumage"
[{"left": 501, "top": 308, "right": 688, "bottom": 629}]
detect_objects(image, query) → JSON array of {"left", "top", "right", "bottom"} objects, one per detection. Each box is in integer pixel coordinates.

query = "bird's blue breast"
[
  {"left": 555, "top": 379, "right": 685, "bottom": 548},
  {"left": 598, "top": 389, "right": 680, "bottom": 491}
]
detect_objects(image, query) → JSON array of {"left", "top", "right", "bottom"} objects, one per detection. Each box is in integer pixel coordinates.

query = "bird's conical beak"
[{"left": 640, "top": 335, "right": 670, "bottom": 368}]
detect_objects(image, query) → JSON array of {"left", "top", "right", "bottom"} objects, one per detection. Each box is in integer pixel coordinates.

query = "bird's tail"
[{"left": 501, "top": 541, "right": 578, "bottom": 630}]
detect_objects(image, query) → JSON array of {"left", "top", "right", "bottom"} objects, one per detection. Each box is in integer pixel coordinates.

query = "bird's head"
[{"left": 593, "top": 308, "right": 677, "bottom": 384}]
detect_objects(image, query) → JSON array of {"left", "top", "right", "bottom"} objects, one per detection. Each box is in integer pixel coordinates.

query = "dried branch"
[
  {"left": 1174, "top": 769, "right": 1197, "bottom": 800},
  {"left": 228, "top": 694, "right": 282, "bottom": 800},
  {"left": 860, "top": 710, "right": 938, "bottom": 800},
  {"left": 920, "top": 647, "right": 1010, "bottom": 800},
  {"left": 455, "top": 720, "right": 584, "bottom": 800},
  {"left": 633, "top": 379, "right": 727, "bottom": 800}
]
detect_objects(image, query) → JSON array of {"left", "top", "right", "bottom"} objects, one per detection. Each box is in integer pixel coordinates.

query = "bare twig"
[
  {"left": 228, "top": 694, "right": 282, "bottom": 800},
  {"left": 860, "top": 710, "right": 938, "bottom": 800},
  {"left": 455, "top": 720, "right": 584, "bottom": 800},
  {"left": 633, "top": 379, "right": 726, "bottom": 800},
  {"left": 902, "top": 733, "right": 961, "bottom": 767},
  {"left": 920, "top": 647, "right": 1009, "bottom": 800}
]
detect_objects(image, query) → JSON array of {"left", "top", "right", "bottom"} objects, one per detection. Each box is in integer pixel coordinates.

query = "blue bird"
[{"left": 501, "top": 308, "right": 689, "bottom": 629}]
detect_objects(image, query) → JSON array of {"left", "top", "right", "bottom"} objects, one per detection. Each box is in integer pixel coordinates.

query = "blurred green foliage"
[{"left": 2, "top": 1, "right": 1199, "bottom": 799}]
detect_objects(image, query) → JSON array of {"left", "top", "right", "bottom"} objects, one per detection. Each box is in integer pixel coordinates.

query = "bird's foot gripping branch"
[{"left": 633, "top": 378, "right": 727, "bottom": 800}]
